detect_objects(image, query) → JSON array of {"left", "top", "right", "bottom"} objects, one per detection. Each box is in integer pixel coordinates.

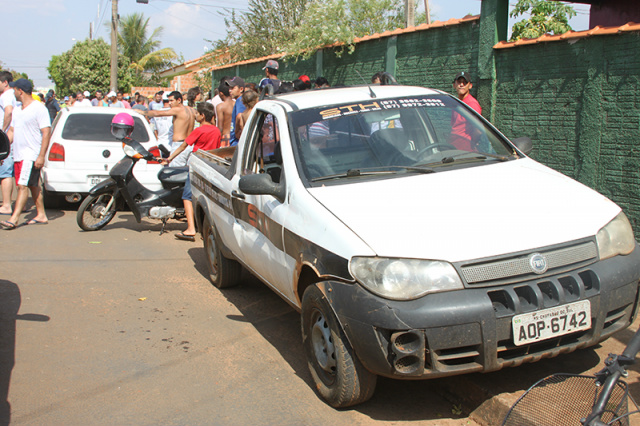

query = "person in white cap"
[
  {"left": 107, "top": 91, "right": 123, "bottom": 108},
  {"left": 74, "top": 91, "right": 92, "bottom": 107}
]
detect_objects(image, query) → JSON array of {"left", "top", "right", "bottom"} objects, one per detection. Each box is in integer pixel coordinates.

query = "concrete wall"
[
  {"left": 210, "top": 20, "right": 640, "bottom": 237},
  {"left": 493, "top": 32, "right": 640, "bottom": 233}
]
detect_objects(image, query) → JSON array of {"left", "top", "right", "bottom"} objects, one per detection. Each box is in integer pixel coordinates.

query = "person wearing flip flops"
[
  {"left": 160, "top": 102, "right": 221, "bottom": 241},
  {"left": 0, "top": 79, "right": 50, "bottom": 230}
]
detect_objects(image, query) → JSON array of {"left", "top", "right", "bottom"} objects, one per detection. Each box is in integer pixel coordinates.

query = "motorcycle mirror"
[
  {"left": 0, "top": 130, "right": 9, "bottom": 161},
  {"left": 122, "top": 138, "right": 154, "bottom": 161}
]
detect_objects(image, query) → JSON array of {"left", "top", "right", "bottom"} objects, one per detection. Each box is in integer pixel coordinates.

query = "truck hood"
[{"left": 306, "top": 159, "right": 620, "bottom": 262}]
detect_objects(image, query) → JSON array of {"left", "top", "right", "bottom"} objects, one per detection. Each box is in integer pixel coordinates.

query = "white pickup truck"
[{"left": 189, "top": 84, "right": 640, "bottom": 407}]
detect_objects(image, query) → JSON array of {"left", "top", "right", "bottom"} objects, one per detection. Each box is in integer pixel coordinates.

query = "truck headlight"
[
  {"left": 349, "top": 257, "right": 464, "bottom": 300},
  {"left": 596, "top": 212, "right": 636, "bottom": 260}
]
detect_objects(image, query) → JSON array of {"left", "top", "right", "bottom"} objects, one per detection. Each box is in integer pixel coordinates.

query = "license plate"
[
  {"left": 512, "top": 300, "right": 591, "bottom": 346},
  {"left": 89, "top": 175, "right": 107, "bottom": 186}
]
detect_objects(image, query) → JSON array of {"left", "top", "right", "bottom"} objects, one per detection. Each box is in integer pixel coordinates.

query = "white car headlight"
[
  {"left": 349, "top": 257, "right": 464, "bottom": 300},
  {"left": 596, "top": 212, "right": 636, "bottom": 260}
]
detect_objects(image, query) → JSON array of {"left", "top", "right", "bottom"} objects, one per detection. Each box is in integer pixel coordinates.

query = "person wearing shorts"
[
  {"left": 0, "top": 70, "right": 17, "bottom": 214},
  {"left": 1, "top": 79, "right": 51, "bottom": 230}
]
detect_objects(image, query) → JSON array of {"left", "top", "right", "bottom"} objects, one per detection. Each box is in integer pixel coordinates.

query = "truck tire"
[
  {"left": 301, "top": 285, "right": 377, "bottom": 407},
  {"left": 202, "top": 216, "right": 241, "bottom": 288}
]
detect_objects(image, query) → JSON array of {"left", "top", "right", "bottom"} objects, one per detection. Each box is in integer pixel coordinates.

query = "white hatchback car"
[{"left": 42, "top": 107, "right": 163, "bottom": 207}]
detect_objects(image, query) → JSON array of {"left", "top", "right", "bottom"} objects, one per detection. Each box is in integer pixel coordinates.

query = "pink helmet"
[{"left": 111, "top": 112, "right": 135, "bottom": 140}]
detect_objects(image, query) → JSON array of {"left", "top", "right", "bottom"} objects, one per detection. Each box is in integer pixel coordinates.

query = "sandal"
[{"left": 0, "top": 220, "right": 17, "bottom": 230}]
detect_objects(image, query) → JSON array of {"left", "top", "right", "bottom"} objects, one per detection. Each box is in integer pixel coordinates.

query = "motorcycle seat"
[{"left": 158, "top": 166, "right": 189, "bottom": 185}]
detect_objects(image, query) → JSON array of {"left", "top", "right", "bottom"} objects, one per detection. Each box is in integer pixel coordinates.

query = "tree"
[
  {"left": 215, "top": 0, "right": 309, "bottom": 62},
  {"left": 47, "top": 39, "right": 135, "bottom": 95},
  {"left": 510, "top": 0, "right": 576, "bottom": 41},
  {"left": 215, "top": 0, "right": 410, "bottom": 63},
  {"left": 283, "top": 0, "right": 406, "bottom": 59},
  {"left": 0, "top": 61, "right": 31, "bottom": 84},
  {"left": 117, "top": 13, "right": 177, "bottom": 76}
]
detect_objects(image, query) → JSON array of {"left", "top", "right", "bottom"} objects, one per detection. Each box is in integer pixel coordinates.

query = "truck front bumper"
[{"left": 319, "top": 248, "right": 640, "bottom": 379}]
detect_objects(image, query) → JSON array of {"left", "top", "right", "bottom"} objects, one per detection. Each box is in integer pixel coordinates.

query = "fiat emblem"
[{"left": 529, "top": 253, "right": 548, "bottom": 274}]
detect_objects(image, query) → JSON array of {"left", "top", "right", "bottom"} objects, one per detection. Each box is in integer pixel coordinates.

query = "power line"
[
  {"left": 151, "top": 0, "right": 249, "bottom": 11},
  {"left": 148, "top": 3, "right": 227, "bottom": 37},
  {"left": 94, "top": 0, "right": 111, "bottom": 39}
]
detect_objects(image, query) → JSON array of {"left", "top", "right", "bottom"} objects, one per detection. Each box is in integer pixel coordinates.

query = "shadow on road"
[{"left": 0, "top": 280, "right": 50, "bottom": 426}]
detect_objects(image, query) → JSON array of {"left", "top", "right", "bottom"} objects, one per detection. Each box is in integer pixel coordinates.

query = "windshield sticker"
[{"left": 319, "top": 97, "right": 446, "bottom": 120}]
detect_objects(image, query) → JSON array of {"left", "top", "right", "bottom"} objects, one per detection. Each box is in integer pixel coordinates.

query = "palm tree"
[{"left": 116, "top": 13, "right": 177, "bottom": 75}]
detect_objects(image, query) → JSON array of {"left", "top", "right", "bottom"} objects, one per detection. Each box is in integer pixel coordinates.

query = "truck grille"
[{"left": 461, "top": 241, "right": 598, "bottom": 285}]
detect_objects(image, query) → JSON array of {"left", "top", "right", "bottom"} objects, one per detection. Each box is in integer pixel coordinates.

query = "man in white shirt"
[
  {"left": 74, "top": 91, "right": 92, "bottom": 107},
  {"left": 1, "top": 79, "right": 51, "bottom": 229},
  {"left": 151, "top": 96, "right": 174, "bottom": 155},
  {"left": 0, "top": 71, "right": 18, "bottom": 214}
]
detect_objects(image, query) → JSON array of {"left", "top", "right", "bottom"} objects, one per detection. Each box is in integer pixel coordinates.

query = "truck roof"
[{"left": 262, "top": 84, "right": 443, "bottom": 111}]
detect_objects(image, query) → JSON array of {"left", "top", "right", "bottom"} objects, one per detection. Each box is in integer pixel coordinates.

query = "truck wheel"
[
  {"left": 301, "top": 285, "right": 377, "bottom": 407},
  {"left": 202, "top": 216, "right": 241, "bottom": 288}
]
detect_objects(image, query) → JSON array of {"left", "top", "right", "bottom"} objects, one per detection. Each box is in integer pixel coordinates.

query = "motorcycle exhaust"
[{"left": 65, "top": 193, "right": 82, "bottom": 203}]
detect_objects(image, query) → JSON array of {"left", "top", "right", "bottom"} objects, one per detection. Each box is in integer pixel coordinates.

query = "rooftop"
[{"left": 494, "top": 22, "right": 640, "bottom": 49}]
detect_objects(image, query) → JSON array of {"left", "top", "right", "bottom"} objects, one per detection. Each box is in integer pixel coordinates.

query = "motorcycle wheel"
[{"left": 77, "top": 192, "right": 117, "bottom": 231}]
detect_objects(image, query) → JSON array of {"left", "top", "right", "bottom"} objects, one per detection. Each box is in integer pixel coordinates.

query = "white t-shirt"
[
  {"left": 151, "top": 111, "right": 173, "bottom": 148},
  {"left": 207, "top": 95, "right": 223, "bottom": 123},
  {"left": 11, "top": 101, "right": 51, "bottom": 162},
  {"left": 0, "top": 89, "right": 19, "bottom": 131},
  {"left": 74, "top": 99, "right": 93, "bottom": 107}
]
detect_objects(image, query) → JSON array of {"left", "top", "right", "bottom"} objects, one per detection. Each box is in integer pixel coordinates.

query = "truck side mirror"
[
  {"left": 239, "top": 173, "right": 286, "bottom": 203},
  {"left": 512, "top": 137, "right": 533, "bottom": 155}
]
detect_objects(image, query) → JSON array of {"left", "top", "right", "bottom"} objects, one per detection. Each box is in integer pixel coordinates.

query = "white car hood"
[{"left": 307, "top": 159, "right": 620, "bottom": 262}]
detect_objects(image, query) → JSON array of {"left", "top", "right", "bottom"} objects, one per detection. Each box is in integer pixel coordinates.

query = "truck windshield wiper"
[
  {"left": 310, "top": 165, "right": 435, "bottom": 182},
  {"left": 440, "top": 151, "right": 515, "bottom": 164}
]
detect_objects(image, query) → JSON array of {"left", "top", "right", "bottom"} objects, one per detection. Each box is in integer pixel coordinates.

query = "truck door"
[{"left": 230, "top": 104, "right": 295, "bottom": 303}]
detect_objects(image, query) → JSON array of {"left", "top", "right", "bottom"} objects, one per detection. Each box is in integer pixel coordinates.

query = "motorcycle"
[{"left": 76, "top": 112, "right": 187, "bottom": 233}]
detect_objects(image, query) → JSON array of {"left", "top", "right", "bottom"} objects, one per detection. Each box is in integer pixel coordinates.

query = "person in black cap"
[
  {"left": 450, "top": 72, "right": 482, "bottom": 152},
  {"left": 225, "top": 77, "right": 246, "bottom": 146},
  {"left": 452, "top": 72, "right": 481, "bottom": 114}
]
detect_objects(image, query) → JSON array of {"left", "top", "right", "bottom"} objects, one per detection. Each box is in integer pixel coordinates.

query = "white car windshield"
[{"left": 290, "top": 95, "right": 517, "bottom": 184}]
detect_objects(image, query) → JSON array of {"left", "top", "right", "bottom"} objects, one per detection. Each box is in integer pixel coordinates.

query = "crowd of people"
[
  {"left": 0, "top": 59, "right": 480, "bottom": 239},
  {"left": 141, "top": 59, "right": 334, "bottom": 241}
]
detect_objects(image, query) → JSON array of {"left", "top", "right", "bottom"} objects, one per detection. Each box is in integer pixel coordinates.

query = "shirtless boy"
[
  {"left": 143, "top": 91, "right": 195, "bottom": 144},
  {"left": 215, "top": 84, "right": 233, "bottom": 147}
]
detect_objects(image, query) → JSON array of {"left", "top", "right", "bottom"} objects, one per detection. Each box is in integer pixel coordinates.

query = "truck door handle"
[{"left": 231, "top": 190, "right": 245, "bottom": 199}]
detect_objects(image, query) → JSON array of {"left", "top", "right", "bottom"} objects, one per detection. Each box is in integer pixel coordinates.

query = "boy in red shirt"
[{"left": 162, "top": 102, "right": 220, "bottom": 241}]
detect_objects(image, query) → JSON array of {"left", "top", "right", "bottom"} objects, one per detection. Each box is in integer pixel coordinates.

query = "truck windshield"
[{"left": 290, "top": 95, "right": 516, "bottom": 183}]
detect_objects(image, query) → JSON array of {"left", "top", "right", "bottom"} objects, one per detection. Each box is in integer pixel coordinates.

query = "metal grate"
[{"left": 462, "top": 242, "right": 597, "bottom": 284}]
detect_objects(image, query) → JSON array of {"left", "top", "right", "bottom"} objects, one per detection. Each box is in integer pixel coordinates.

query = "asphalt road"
[
  {"left": 2, "top": 205, "right": 640, "bottom": 426},
  {"left": 0, "top": 207, "right": 478, "bottom": 426}
]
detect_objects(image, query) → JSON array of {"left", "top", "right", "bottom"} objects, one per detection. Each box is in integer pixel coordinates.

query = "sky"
[{"left": 3, "top": 0, "right": 591, "bottom": 91}]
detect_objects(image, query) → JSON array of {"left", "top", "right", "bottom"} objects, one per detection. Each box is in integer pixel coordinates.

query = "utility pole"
[
  {"left": 405, "top": 0, "right": 415, "bottom": 27},
  {"left": 424, "top": 0, "right": 431, "bottom": 25},
  {"left": 110, "top": 0, "right": 118, "bottom": 92}
]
